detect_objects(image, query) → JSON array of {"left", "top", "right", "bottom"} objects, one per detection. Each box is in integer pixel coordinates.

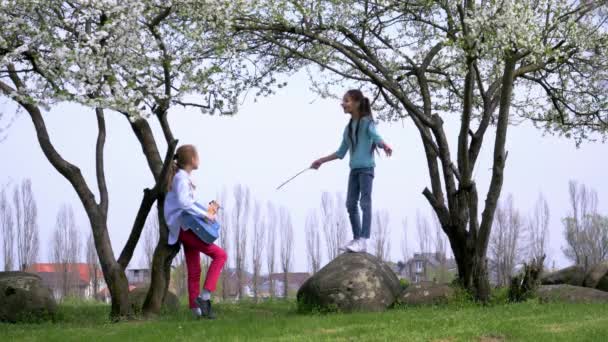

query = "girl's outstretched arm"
[
  {"left": 369, "top": 121, "right": 393, "bottom": 157},
  {"left": 311, "top": 153, "right": 340, "bottom": 169}
]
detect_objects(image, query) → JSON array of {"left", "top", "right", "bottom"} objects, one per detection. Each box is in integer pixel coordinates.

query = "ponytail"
[
  {"left": 164, "top": 145, "right": 198, "bottom": 193},
  {"left": 164, "top": 156, "right": 179, "bottom": 193},
  {"left": 360, "top": 97, "right": 372, "bottom": 118},
  {"left": 345, "top": 89, "right": 375, "bottom": 153}
]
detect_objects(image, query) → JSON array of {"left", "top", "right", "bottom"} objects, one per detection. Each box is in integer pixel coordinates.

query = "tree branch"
[
  {"left": 477, "top": 56, "right": 518, "bottom": 256},
  {"left": 117, "top": 138, "right": 178, "bottom": 268},
  {"left": 95, "top": 108, "right": 108, "bottom": 216}
]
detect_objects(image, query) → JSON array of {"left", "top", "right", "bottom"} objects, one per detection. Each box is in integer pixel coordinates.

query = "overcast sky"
[{"left": 1, "top": 71, "right": 606, "bottom": 273}]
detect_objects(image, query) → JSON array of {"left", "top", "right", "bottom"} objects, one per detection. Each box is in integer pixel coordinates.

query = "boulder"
[
  {"left": 297, "top": 252, "right": 401, "bottom": 312},
  {"left": 582, "top": 261, "right": 608, "bottom": 290},
  {"left": 538, "top": 284, "right": 608, "bottom": 304},
  {"left": 0, "top": 271, "right": 57, "bottom": 323},
  {"left": 596, "top": 272, "right": 608, "bottom": 292},
  {"left": 128, "top": 286, "right": 179, "bottom": 313},
  {"left": 540, "top": 265, "right": 585, "bottom": 286},
  {"left": 396, "top": 282, "right": 455, "bottom": 306}
]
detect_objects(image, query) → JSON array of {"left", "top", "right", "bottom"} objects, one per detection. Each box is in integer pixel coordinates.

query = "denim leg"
[
  {"left": 346, "top": 169, "right": 362, "bottom": 239},
  {"left": 359, "top": 168, "right": 374, "bottom": 239}
]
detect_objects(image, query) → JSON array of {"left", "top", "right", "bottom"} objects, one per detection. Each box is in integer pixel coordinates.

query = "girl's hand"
[
  {"left": 206, "top": 213, "right": 216, "bottom": 222},
  {"left": 383, "top": 143, "right": 393, "bottom": 157},
  {"left": 311, "top": 159, "right": 323, "bottom": 170}
]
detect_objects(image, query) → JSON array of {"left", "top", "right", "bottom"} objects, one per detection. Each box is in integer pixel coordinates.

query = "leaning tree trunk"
[
  {"left": 127, "top": 115, "right": 181, "bottom": 315},
  {"left": 142, "top": 200, "right": 180, "bottom": 315},
  {"left": 0, "top": 71, "right": 134, "bottom": 319}
]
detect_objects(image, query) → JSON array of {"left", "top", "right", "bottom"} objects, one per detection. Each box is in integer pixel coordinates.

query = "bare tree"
[
  {"left": 489, "top": 195, "right": 523, "bottom": 287},
  {"left": 333, "top": 192, "right": 348, "bottom": 252},
  {"left": 14, "top": 179, "right": 39, "bottom": 271},
  {"left": 320, "top": 192, "right": 337, "bottom": 260},
  {"left": 320, "top": 192, "right": 347, "bottom": 261},
  {"left": 416, "top": 211, "right": 432, "bottom": 255},
  {"left": 86, "top": 232, "right": 101, "bottom": 300},
  {"left": 527, "top": 192, "right": 550, "bottom": 263},
  {"left": 373, "top": 210, "right": 391, "bottom": 262},
  {"left": 1, "top": 186, "right": 14, "bottom": 271},
  {"left": 217, "top": 189, "right": 230, "bottom": 300},
  {"left": 142, "top": 206, "right": 160, "bottom": 269},
  {"left": 305, "top": 210, "right": 321, "bottom": 274},
  {"left": 563, "top": 181, "right": 608, "bottom": 268},
  {"left": 279, "top": 207, "right": 293, "bottom": 298},
  {"left": 51, "top": 204, "right": 82, "bottom": 299},
  {"left": 266, "top": 202, "right": 277, "bottom": 298},
  {"left": 433, "top": 214, "right": 447, "bottom": 259},
  {"left": 171, "top": 249, "right": 187, "bottom": 299},
  {"left": 433, "top": 213, "right": 451, "bottom": 283},
  {"left": 251, "top": 200, "right": 266, "bottom": 302},
  {"left": 400, "top": 218, "right": 409, "bottom": 263},
  {"left": 232, "top": 184, "right": 250, "bottom": 300}
]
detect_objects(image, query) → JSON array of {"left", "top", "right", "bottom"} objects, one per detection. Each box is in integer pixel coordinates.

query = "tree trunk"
[
  {"left": 0, "top": 74, "right": 135, "bottom": 319},
  {"left": 126, "top": 116, "right": 180, "bottom": 316},
  {"left": 283, "top": 272, "right": 288, "bottom": 299},
  {"left": 142, "top": 201, "right": 180, "bottom": 316},
  {"left": 448, "top": 224, "right": 491, "bottom": 301},
  {"left": 90, "top": 213, "right": 131, "bottom": 319}
]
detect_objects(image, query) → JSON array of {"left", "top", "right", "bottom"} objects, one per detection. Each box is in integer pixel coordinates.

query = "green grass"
[{"left": 1, "top": 299, "right": 607, "bottom": 341}]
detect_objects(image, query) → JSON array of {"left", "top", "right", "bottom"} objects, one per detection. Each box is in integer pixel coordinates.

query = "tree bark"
[
  {"left": 126, "top": 114, "right": 180, "bottom": 316},
  {"left": 143, "top": 200, "right": 180, "bottom": 315},
  {"left": 0, "top": 75, "right": 132, "bottom": 319}
]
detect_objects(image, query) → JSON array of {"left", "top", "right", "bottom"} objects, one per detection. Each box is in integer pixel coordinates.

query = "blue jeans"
[{"left": 346, "top": 167, "right": 374, "bottom": 239}]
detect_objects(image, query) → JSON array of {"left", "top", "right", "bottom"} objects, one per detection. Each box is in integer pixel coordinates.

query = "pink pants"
[{"left": 178, "top": 229, "right": 227, "bottom": 308}]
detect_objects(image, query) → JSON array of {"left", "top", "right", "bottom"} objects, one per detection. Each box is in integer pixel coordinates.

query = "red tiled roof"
[
  {"left": 26, "top": 263, "right": 102, "bottom": 284},
  {"left": 97, "top": 285, "right": 137, "bottom": 297}
]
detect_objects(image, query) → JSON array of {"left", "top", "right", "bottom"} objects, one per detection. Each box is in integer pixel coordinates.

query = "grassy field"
[{"left": 1, "top": 299, "right": 608, "bottom": 341}]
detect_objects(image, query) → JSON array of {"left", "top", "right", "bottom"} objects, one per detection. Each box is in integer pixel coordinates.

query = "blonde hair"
[{"left": 165, "top": 144, "right": 198, "bottom": 193}]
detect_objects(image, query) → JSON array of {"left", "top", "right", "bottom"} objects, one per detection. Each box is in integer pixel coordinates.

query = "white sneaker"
[
  {"left": 360, "top": 239, "right": 368, "bottom": 253},
  {"left": 348, "top": 239, "right": 367, "bottom": 253},
  {"left": 340, "top": 239, "right": 358, "bottom": 252},
  {"left": 359, "top": 239, "right": 368, "bottom": 253}
]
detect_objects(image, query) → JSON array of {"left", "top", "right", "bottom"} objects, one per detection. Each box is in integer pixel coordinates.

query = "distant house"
[
  {"left": 126, "top": 268, "right": 151, "bottom": 287},
  {"left": 26, "top": 263, "right": 104, "bottom": 300},
  {"left": 258, "top": 278, "right": 284, "bottom": 298},
  {"left": 397, "top": 252, "right": 457, "bottom": 284},
  {"left": 222, "top": 268, "right": 254, "bottom": 299},
  {"left": 259, "top": 272, "right": 310, "bottom": 298},
  {"left": 219, "top": 270, "right": 310, "bottom": 299},
  {"left": 96, "top": 285, "right": 138, "bottom": 304},
  {"left": 95, "top": 269, "right": 150, "bottom": 303}
]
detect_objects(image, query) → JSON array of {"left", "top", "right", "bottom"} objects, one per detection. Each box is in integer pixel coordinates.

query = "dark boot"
[{"left": 195, "top": 297, "right": 216, "bottom": 320}]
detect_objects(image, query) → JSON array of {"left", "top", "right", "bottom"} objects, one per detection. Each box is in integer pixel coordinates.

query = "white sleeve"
[{"left": 174, "top": 173, "right": 208, "bottom": 218}]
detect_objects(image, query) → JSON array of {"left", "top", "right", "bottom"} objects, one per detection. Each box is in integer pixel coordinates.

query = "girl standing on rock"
[{"left": 311, "top": 89, "right": 393, "bottom": 253}]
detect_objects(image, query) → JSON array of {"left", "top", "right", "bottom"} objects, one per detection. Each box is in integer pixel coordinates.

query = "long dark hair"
[
  {"left": 164, "top": 144, "right": 198, "bottom": 193},
  {"left": 345, "top": 89, "right": 376, "bottom": 153}
]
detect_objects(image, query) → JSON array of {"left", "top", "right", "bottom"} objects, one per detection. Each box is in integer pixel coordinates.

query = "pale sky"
[{"left": 0, "top": 71, "right": 606, "bottom": 273}]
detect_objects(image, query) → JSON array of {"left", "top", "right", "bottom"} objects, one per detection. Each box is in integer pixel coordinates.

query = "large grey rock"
[
  {"left": 583, "top": 261, "right": 608, "bottom": 291},
  {"left": 128, "top": 286, "right": 179, "bottom": 314},
  {"left": 596, "top": 272, "right": 608, "bottom": 292},
  {"left": 297, "top": 252, "right": 401, "bottom": 313},
  {"left": 540, "top": 265, "right": 585, "bottom": 286},
  {"left": 538, "top": 284, "right": 608, "bottom": 304},
  {"left": 396, "top": 282, "right": 455, "bottom": 306},
  {"left": 0, "top": 271, "right": 57, "bottom": 323}
]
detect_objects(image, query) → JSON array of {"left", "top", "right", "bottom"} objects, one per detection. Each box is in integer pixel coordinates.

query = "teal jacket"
[{"left": 336, "top": 116, "right": 384, "bottom": 169}]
